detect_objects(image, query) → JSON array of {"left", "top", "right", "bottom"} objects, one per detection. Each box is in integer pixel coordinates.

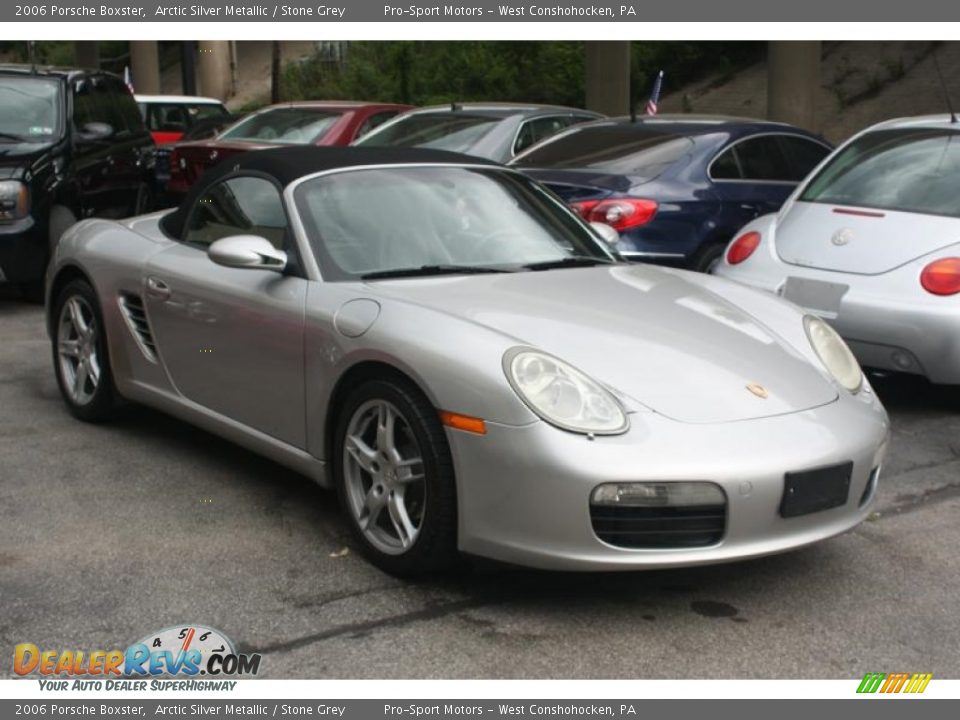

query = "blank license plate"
[
  {"left": 780, "top": 462, "right": 853, "bottom": 518},
  {"left": 782, "top": 277, "right": 849, "bottom": 315}
]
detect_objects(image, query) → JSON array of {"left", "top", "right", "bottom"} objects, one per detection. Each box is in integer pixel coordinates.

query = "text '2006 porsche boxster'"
[{"left": 46, "top": 146, "right": 888, "bottom": 575}]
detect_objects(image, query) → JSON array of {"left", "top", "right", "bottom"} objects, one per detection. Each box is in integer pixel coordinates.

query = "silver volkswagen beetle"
[
  {"left": 715, "top": 114, "right": 960, "bottom": 385},
  {"left": 46, "top": 146, "right": 889, "bottom": 575}
]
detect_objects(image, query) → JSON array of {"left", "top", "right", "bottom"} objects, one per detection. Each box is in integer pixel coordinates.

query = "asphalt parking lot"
[{"left": 2, "top": 292, "right": 959, "bottom": 679}]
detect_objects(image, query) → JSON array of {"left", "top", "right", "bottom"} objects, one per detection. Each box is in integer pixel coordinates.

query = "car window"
[
  {"left": 777, "top": 135, "right": 830, "bottom": 181},
  {"left": 0, "top": 75, "right": 60, "bottom": 140},
  {"left": 186, "top": 104, "right": 229, "bottom": 123},
  {"left": 146, "top": 104, "right": 189, "bottom": 132},
  {"left": 354, "top": 113, "right": 500, "bottom": 152},
  {"left": 74, "top": 76, "right": 142, "bottom": 137},
  {"left": 295, "top": 166, "right": 611, "bottom": 281},
  {"left": 800, "top": 128, "right": 960, "bottom": 218},
  {"left": 354, "top": 110, "right": 400, "bottom": 140},
  {"left": 218, "top": 107, "right": 341, "bottom": 144},
  {"left": 513, "top": 116, "right": 572, "bottom": 155},
  {"left": 184, "top": 176, "right": 288, "bottom": 250},
  {"left": 710, "top": 146, "right": 742, "bottom": 180},
  {"left": 734, "top": 136, "right": 793, "bottom": 182},
  {"left": 104, "top": 77, "right": 144, "bottom": 136},
  {"left": 73, "top": 77, "right": 114, "bottom": 129}
]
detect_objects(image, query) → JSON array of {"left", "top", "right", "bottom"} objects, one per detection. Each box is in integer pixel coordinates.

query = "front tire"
[
  {"left": 333, "top": 378, "right": 458, "bottom": 576},
  {"left": 52, "top": 279, "right": 118, "bottom": 422}
]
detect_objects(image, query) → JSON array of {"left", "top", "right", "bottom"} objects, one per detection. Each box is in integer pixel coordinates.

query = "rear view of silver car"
[{"left": 716, "top": 115, "right": 960, "bottom": 385}]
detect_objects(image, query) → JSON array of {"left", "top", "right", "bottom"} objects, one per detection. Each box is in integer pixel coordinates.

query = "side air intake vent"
[{"left": 118, "top": 293, "right": 158, "bottom": 363}]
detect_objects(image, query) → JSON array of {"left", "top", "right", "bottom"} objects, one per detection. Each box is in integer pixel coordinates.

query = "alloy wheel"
[
  {"left": 57, "top": 295, "right": 101, "bottom": 406},
  {"left": 342, "top": 399, "right": 427, "bottom": 555}
]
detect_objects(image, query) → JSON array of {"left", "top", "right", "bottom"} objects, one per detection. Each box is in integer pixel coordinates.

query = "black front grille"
[{"left": 590, "top": 504, "right": 726, "bottom": 549}]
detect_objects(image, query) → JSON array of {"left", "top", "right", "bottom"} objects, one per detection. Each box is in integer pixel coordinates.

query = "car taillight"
[
  {"left": 726, "top": 231, "right": 761, "bottom": 265},
  {"left": 920, "top": 257, "right": 960, "bottom": 296},
  {"left": 569, "top": 198, "right": 658, "bottom": 232}
]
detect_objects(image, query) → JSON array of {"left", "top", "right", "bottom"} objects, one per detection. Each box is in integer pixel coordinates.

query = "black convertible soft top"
[{"left": 160, "top": 145, "right": 501, "bottom": 240}]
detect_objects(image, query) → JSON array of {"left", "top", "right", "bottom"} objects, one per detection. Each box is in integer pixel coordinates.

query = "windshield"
[
  {"left": 294, "top": 166, "right": 614, "bottom": 281},
  {"left": 800, "top": 128, "right": 960, "bottom": 218},
  {"left": 512, "top": 126, "right": 694, "bottom": 179},
  {"left": 0, "top": 76, "right": 60, "bottom": 141},
  {"left": 218, "top": 107, "right": 341, "bottom": 144},
  {"left": 354, "top": 113, "right": 500, "bottom": 153}
]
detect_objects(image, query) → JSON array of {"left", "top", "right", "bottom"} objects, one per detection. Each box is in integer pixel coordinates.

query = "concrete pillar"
[
  {"left": 767, "top": 41, "right": 821, "bottom": 131},
  {"left": 73, "top": 42, "right": 99, "bottom": 70},
  {"left": 129, "top": 41, "right": 161, "bottom": 95},
  {"left": 585, "top": 41, "right": 631, "bottom": 117},
  {"left": 197, "top": 41, "right": 232, "bottom": 101}
]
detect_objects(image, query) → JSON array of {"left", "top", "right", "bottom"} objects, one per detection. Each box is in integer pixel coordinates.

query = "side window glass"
[
  {"left": 513, "top": 121, "right": 537, "bottom": 154},
  {"left": 514, "top": 116, "right": 569, "bottom": 155},
  {"left": 735, "top": 136, "right": 792, "bottom": 182},
  {"left": 185, "top": 177, "right": 288, "bottom": 251},
  {"left": 156, "top": 105, "right": 189, "bottom": 132},
  {"left": 72, "top": 77, "right": 112, "bottom": 129},
  {"left": 710, "top": 147, "right": 742, "bottom": 180},
  {"left": 356, "top": 111, "right": 398, "bottom": 140},
  {"left": 104, "top": 78, "right": 144, "bottom": 136},
  {"left": 777, "top": 135, "right": 831, "bottom": 182}
]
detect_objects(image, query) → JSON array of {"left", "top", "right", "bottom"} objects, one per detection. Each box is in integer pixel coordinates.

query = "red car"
[{"left": 167, "top": 101, "right": 411, "bottom": 196}]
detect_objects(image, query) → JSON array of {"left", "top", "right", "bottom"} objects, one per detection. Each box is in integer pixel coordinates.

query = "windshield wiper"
[
  {"left": 522, "top": 257, "right": 616, "bottom": 271},
  {"left": 0, "top": 132, "right": 24, "bottom": 142},
  {"left": 361, "top": 264, "right": 513, "bottom": 280}
]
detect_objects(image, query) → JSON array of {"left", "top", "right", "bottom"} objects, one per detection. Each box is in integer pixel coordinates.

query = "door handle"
[{"left": 145, "top": 276, "right": 171, "bottom": 300}]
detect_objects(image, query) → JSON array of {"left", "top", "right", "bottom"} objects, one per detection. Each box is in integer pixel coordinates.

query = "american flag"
[{"left": 646, "top": 70, "right": 664, "bottom": 116}]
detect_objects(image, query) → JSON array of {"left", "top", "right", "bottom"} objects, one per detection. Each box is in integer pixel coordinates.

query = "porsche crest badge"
[{"left": 746, "top": 383, "right": 769, "bottom": 399}]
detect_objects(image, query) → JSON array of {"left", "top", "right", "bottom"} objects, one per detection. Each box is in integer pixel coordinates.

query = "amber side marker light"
[{"left": 439, "top": 411, "right": 487, "bottom": 435}]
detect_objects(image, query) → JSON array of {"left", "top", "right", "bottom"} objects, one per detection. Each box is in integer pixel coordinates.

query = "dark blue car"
[{"left": 511, "top": 115, "right": 832, "bottom": 272}]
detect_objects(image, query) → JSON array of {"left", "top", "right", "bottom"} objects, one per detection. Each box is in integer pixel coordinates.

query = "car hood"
[
  {"left": 0, "top": 139, "right": 52, "bottom": 171},
  {"left": 776, "top": 201, "right": 960, "bottom": 275},
  {"left": 366, "top": 264, "right": 838, "bottom": 424}
]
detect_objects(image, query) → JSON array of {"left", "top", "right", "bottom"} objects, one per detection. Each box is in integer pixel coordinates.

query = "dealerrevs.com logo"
[{"left": 14, "top": 625, "right": 261, "bottom": 690}]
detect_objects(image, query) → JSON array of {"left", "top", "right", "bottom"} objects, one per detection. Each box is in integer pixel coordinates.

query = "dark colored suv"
[{"left": 0, "top": 65, "right": 155, "bottom": 301}]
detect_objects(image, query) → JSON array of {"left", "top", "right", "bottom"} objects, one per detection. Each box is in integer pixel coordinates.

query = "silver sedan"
[
  {"left": 715, "top": 114, "right": 960, "bottom": 385},
  {"left": 46, "top": 146, "right": 889, "bottom": 575}
]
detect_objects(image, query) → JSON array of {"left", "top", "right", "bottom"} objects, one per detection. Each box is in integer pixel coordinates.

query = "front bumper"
[
  {"left": 448, "top": 389, "right": 888, "bottom": 571},
  {"left": 0, "top": 216, "right": 45, "bottom": 284}
]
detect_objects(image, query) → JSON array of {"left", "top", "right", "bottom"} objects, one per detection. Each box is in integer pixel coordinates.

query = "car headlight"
[
  {"left": 804, "top": 315, "right": 863, "bottom": 393},
  {"left": 0, "top": 180, "right": 29, "bottom": 222},
  {"left": 504, "top": 348, "right": 629, "bottom": 435}
]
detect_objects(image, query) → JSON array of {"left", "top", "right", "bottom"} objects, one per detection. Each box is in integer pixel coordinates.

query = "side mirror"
[
  {"left": 590, "top": 221, "right": 621, "bottom": 247},
  {"left": 208, "top": 235, "right": 287, "bottom": 272},
  {"left": 76, "top": 122, "right": 114, "bottom": 143}
]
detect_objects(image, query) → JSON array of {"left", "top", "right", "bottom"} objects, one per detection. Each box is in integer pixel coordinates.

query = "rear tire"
[
  {"left": 691, "top": 242, "right": 726, "bottom": 274},
  {"left": 333, "top": 377, "right": 458, "bottom": 577},
  {"left": 51, "top": 279, "right": 119, "bottom": 422}
]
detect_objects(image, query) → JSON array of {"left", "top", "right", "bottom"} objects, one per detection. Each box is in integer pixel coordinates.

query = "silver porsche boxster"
[
  {"left": 715, "top": 115, "right": 960, "bottom": 385},
  {"left": 46, "top": 146, "right": 889, "bottom": 575}
]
